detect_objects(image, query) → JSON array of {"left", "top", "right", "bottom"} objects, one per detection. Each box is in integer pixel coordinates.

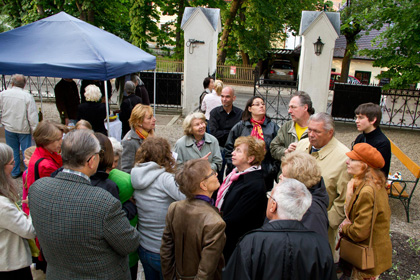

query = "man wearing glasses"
[
  {"left": 270, "top": 91, "right": 314, "bottom": 176},
  {"left": 223, "top": 179, "right": 335, "bottom": 279},
  {"left": 29, "top": 129, "right": 140, "bottom": 279}
]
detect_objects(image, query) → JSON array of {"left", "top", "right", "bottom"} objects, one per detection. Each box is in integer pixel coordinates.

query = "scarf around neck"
[
  {"left": 215, "top": 165, "right": 261, "bottom": 209},
  {"left": 135, "top": 128, "right": 149, "bottom": 140},
  {"left": 250, "top": 116, "right": 265, "bottom": 141}
]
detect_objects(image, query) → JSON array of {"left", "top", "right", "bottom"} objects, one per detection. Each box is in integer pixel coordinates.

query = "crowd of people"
[{"left": 0, "top": 74, "right": 393, "bottom": 280}]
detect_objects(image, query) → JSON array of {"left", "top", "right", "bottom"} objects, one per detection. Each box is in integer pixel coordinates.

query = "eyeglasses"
[
  {"left": 7, "top": 160, "right": 15, "bottom": 166},
  {"left": 267, "top": 193, "right": 277, "bottom": 203},
  {"left": 251, "top": 102, "right": 265, "bottom": 107},
  {"left": 202, "top": 170, "right": 217, "bottom": 181},
  {"left": 86, "top": 149, "right": 103, "bottom": 162}
]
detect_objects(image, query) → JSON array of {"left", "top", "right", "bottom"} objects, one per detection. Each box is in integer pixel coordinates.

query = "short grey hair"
[
  {"left": 61, "top": 129, "right": 100, "bottom": 169},
  {"left": 309, "top": 112, "right": 335, "bottom": 132},
  {"left": 109, "top": 137, "right": 123, "bottom": 157},
  {"left": 272, "top": 178, "right": 312, "bottom": 221},
  {"left": 182, "top": 112, "right": 206, "bottom": 135},
  {"left": 124, "top": 81, "right": 136, "bottom": 94},
  {"left": 11, "top": 74, "right": 26, "bottom": 88}
]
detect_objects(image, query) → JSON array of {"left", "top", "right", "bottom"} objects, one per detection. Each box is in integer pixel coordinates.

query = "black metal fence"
[
  {"left": 331, "top": 83, "right": 420, "bottom": 130},
  {"left": 253, "top": 68, "right": 299, "bottom": 125}
]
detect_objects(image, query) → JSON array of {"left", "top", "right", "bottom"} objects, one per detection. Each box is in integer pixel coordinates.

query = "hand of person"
[
  {"left": 22, "top": 199, "right": 28, "bottom": 204},
  {"left": 285, "top": 142, "right": 297, "bottom": 154},
  {"left": 338, "top": 218, "right": 352, "bottom": 236},
  {"left": 201, "top": 152, "right": 211, "bottom": 160}
]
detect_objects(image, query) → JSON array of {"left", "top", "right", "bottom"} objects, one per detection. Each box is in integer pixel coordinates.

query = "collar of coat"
[
  {"left": 184, "top": 133, "right": 213, "bottom": 147},
  {"left": 304, "top": 137, "right": 340, "bottom": 160}
]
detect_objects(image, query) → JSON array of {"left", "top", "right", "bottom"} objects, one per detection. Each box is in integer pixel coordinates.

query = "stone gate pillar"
[
  {"left": 181, "top": 7, "right": 221, "bottom": 115},
  {"left": 297, "top": 11, "right": 340, "bottom": 113}
]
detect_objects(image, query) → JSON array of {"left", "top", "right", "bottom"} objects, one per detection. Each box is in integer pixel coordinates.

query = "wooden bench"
[{"left": 387, "top": 139, "right": 420, "bottom": 222}]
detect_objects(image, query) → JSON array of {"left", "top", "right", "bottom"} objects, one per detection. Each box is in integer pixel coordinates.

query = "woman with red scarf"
[{"left": 224, "top": 96, "right": 279, "bottom": 189}]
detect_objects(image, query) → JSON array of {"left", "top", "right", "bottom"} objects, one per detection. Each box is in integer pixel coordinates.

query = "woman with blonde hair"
[
  {"left": 121, "top": 104, "right": 156, "bottom": 173},
  {"left": 174, "top": 112, "right": 222, "bottom": 172},
  {"left": 77, "top": 84, "right": 107, "bottom": 134},
  {"left": 215, "top": 136, "right": 267, "bottom": 262},
  {"left": 280, "top": 151, "right": 329, "bottom": 239},
  {"left": 338, "top": 143, "right": 392, "bottom": 279},
  {"left": 0, "top": 143, "right": 36, "bottom": 279},
  {"left": 131, "top": 137, "right": 185, "bottom": 280},
  {"left": 201, "top": 79, "right": 223, "bottom": 122}
]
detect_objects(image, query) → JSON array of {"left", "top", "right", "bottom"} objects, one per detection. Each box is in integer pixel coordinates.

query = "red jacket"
[{"left": 25, "top": 146, "right": 62, "bottom": 214}]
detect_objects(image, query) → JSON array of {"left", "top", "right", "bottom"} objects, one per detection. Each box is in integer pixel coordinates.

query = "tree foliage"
[
  {"left": 360, "top": 0, "right": 420, "bottom": 89},
  {"left": 0, "top": 0, "right": 131, "bottom": 41},
  {"left": 217, "top": 0, "right": 325, "bottom": 65},
  {"left": 338, "top": 0, "right": 377, "bottom": 83}
]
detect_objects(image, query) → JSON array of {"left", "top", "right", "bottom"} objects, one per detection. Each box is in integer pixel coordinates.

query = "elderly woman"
[
  {"left": 279, "top": 151, "right": 329, "bottom": 240},
  {"left": 201, "top": 79, "right": 223, "bottom": 121},
  {"left": 225, "top": 96, "right": 279, "bottom": 189},
  {"left": 0, "top": 143, "right": 36, "bottom": 279},
  {"left": 215, "top": 136, "right": 267, "bottom": 262},
  {"left": 121, "top": 104, "right": 156, "bottom": 173},
  {"left": 339, "top": 143, "right": 392, "bottom": 279},
  {"left": 161, "top": 158, "right": 225, "bottom": 280},
  {"left": 25, "top": 120, "right": 68, "bottom": 214},
  {"left": 131, "top": 137, "right": 185, "bottom": 280},
  {"left": 77, "top": 84, "right": 107, "bottom": 134},
  {"left": 174, "top": 112, "right": 222, "bottom": 172}
]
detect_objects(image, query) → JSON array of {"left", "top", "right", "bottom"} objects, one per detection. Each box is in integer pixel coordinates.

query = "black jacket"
[
  {"left": 224, "top": 118, "right": 279, "bottom": 188},
  {"left": 209, "top": 105, "right": 243, "bottom": 147},
  {"left": 223, "top": 220, "right": 337, "bottom": 280},
  {"left": 354, "top": 127, "right": 391, "bottom": 176},
  {"left": 77, "top": 102, "right": 107, "bottom": 135},
  {"left": 219, "top": 169, "right": 267, "bottom": 262},
  {"left": 301, "top": 177, "right": 329, "bottom": 240},
  {"left": 120, "top": 94, "right": 142, "bottom": 137}
]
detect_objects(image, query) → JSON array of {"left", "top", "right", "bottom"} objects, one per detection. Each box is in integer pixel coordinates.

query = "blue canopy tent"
[{"left": 0, "top": 11, "right": 157, "bottom": 131}]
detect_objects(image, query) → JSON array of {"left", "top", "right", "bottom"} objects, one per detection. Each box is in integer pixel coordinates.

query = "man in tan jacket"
[{"left": 296, "top": 112, "right": 351, "bottom": 261}]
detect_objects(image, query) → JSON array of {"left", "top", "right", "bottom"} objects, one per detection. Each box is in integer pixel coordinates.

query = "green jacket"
[{"left": 270, "top": 120, "right": 308, "bottom": 161}]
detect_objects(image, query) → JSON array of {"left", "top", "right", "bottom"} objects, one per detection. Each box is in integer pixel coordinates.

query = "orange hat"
[{"left": 346, "top": 143, "right": 385, "bottom": 169}]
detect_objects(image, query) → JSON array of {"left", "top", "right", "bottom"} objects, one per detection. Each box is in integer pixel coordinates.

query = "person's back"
[
  {"left": 28, "top": 129, "right": 140, "bottom": 280},
  {"left": 223, "top": 178, "right": 335, "bottom": 280},
  {"left": 29, "top": 173, "right": 139, "bottom": 279}
]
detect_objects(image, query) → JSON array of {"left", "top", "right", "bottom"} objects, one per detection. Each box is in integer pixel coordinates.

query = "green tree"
[
  {"left": 360, "top": 0, "right": 420, "bottom": 89},
  {"left": 217, "top": 0, "right": 324, "bottom": 65},
  {"left": 338, "top": 0, "right": 378, "bottom": 83}
]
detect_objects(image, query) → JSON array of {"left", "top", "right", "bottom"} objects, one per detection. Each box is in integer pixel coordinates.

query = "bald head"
[{"left": 221, "top": 87, "right": 236, "bottom": 112}]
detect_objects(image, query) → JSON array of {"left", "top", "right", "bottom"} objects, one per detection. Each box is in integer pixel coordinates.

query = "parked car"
[
  {"left": 267, "top": 60, "right": 294, "bottom": 81},
  {"left": 329, "top": 72, "right": 361, "bottom": 89}
]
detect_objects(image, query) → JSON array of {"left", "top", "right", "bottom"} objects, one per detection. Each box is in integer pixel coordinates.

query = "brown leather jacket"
[{"left": 161, "top": 199, "right": 226, "bottom": 280}]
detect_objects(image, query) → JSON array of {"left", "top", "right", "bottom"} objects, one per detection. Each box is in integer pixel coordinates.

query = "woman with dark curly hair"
[{"left": 131, "top": 137, "right": 185, "bottom": 280}]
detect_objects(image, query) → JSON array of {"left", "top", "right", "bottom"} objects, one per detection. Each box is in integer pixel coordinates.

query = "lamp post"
[{"left": 313, "top": 36, "right": 324, "bottom": 56}]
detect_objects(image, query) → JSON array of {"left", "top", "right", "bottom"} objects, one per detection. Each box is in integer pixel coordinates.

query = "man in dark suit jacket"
[{"left": 29, "top": 129, "right": 140, "bottom": 279}]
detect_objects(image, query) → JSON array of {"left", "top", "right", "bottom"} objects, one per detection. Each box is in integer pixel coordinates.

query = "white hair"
[
  {"left": 109, "top": 137, "right": 123, "bottom": 157},
  {"left": 84, "top": 84, "right": 102, "bottom": 102},
  {"left": 272, "top": 178, "right": 312, "bottom": 221}
]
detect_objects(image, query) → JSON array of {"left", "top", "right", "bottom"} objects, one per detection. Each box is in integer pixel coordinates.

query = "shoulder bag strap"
[
  {"left": 34, "top": 158, "right": 45, "bottom": 181},
  {"left": 367, "top": 185, "right": 377, "bottom": 250}
]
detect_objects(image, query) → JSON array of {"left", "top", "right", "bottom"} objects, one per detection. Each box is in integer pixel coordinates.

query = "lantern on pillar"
[{"left": 313, "top": 36, "right": 324, "bottom": 56}]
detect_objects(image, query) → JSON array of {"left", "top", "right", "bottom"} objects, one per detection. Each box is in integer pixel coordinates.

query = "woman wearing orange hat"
[{"left": 338, "top": 143, "right": 392, "bottom": 279}]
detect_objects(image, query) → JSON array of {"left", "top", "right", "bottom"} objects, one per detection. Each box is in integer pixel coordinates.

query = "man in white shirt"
[{"left": 0, "top": 74, "right": 38, "bottom": 178}]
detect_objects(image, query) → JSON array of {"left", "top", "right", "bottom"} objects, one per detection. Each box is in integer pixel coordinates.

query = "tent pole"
[
  {"left": 104, "top": 81, "right": 110, "bottom": 136},
  {"left": 153, "top": 68, "right": 156, "bottom": 116},
  {"left": 37, "top": 76, "right": 43, "bottom": 115}
]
